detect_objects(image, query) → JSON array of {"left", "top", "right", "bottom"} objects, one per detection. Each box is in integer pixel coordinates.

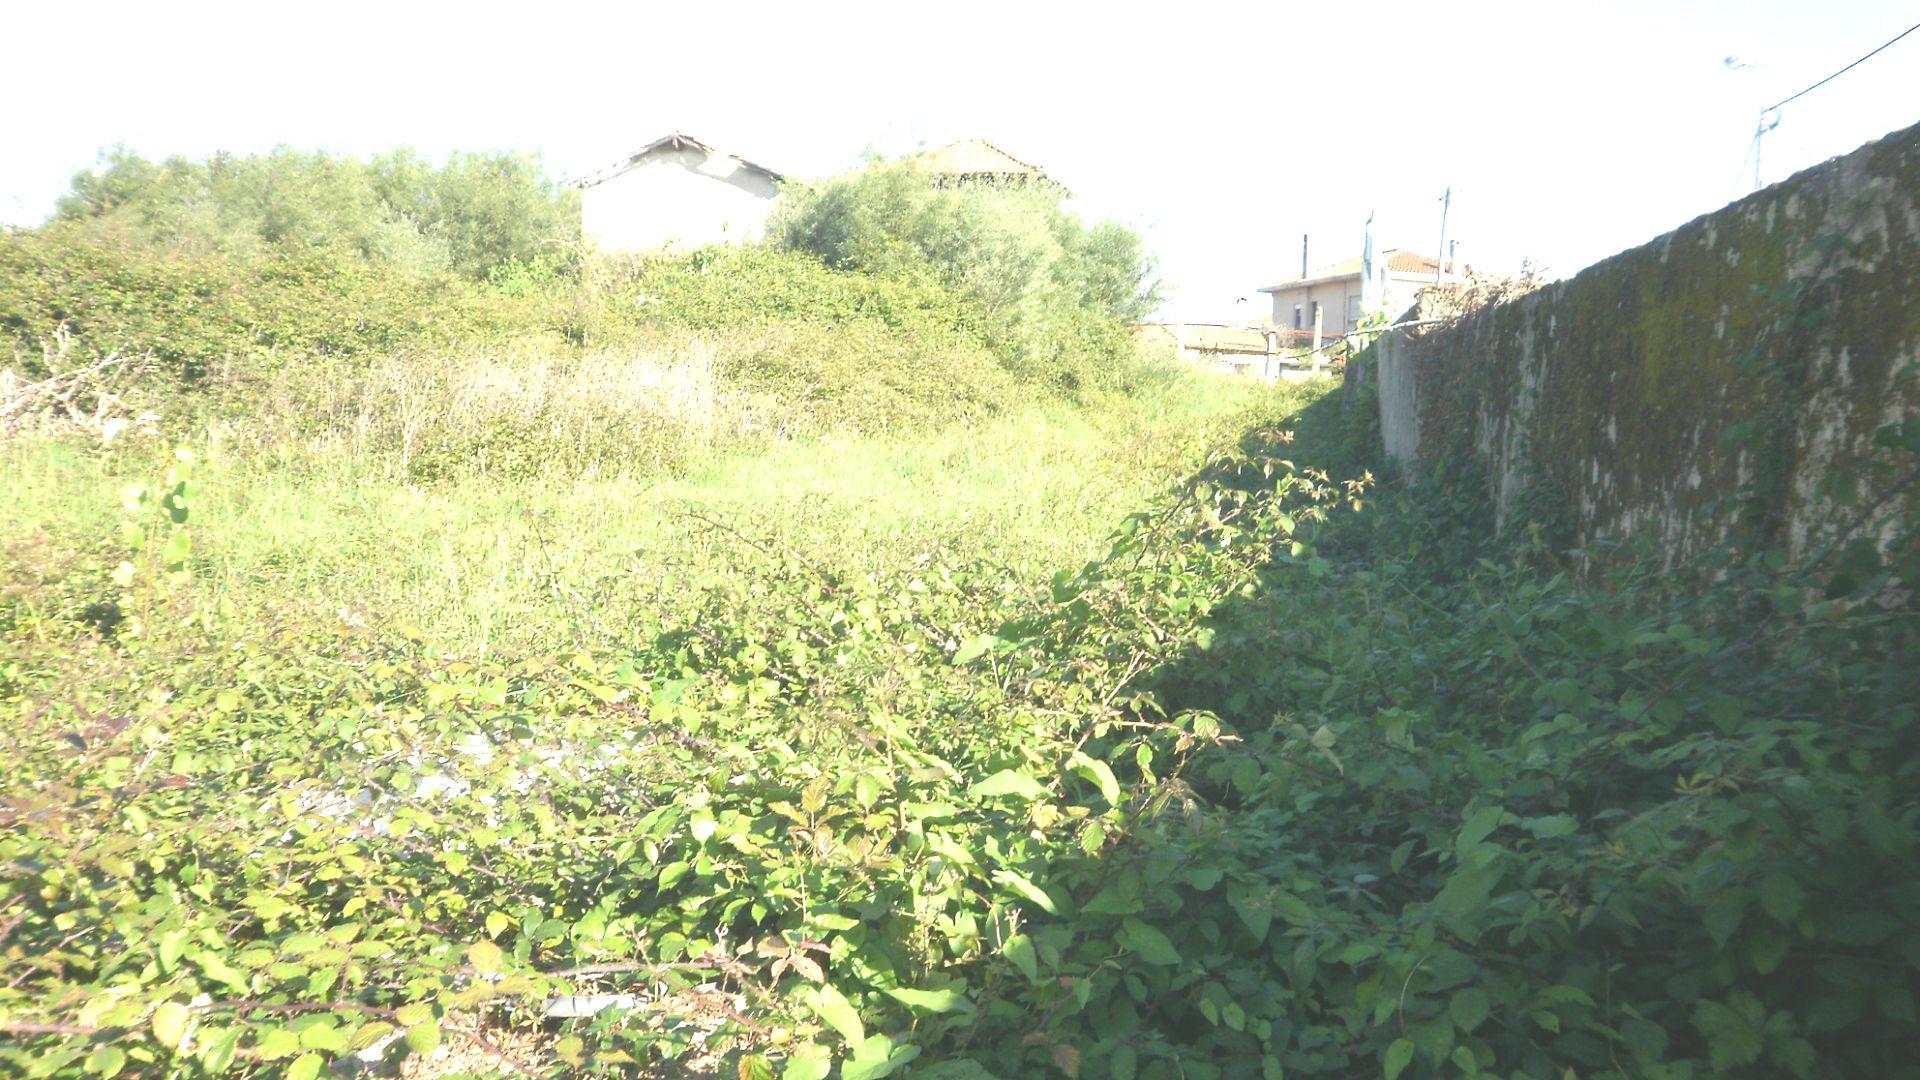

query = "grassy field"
[{"left": 3, "top": 368, "right": 1278, "bottom": 658}]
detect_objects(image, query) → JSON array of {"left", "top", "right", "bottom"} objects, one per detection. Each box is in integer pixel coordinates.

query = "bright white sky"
[{"left": 4, "top": 0, "right": 1917, "bottom": 321}]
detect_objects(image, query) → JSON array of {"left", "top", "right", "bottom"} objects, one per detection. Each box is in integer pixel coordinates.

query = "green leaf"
[
  {"left": 1449, "top": 987, "right": 1490, "bottom": 1033},
  {"left": 1758, "top": 873, "right": 1805, "bottom": 923},
  {"left": 1748, "top": 927, "right": 1790, "bottom": 974},
  {"left": 1433, "top": 861, "right": 1503, "bottom": 918},
  {"left": 83, "top": 1047, "right": 125, "bottom": 1078},
  {"left": 885, "top": 986, "right": 976, "bottom": 1014},
  {"left": 1119, "top": 918, "right": 1182, "bottom": 965},
  {"left": 1520, "top": 814, "right": 1577, "bottom": 839},
  {"left": 993, "top": 869, "right": 1059, "bottom": 913},
  {"left": 1067, "top": 751, "right": 1121, "bottom": 805},
  {"left": 842, "top": 1035, "right": 917, "bottom": 1080},
  {"left": 967, "top": 769, "right": 1048, "bottom": 801},
  {"left": 781, "top": 1043, "right": 833, "bottom": 1080},
  {"left": 808, "top": 984, "right": 865, "bottom": 1045},
  {"left": 1004, "top": 933, "right": 1039, "bottom": 982},
  {"left": 162, "top": 528, "right": 191, "bottom": 567},
  {"left": 286, "top": 1054, "right": 323, "bottom": 1080},
  {"left": 468, "top": 938, "right": 504, "bottom": 975},
  {"left": 1620, "top": 1018, "right": 1668, "bottom": 1064},
  {"left": 1456, "top": 806, "right": 1506, "bottom": 851},
  {"left": 1227, "top": 884, "right": 1273, "bottom": 943},
  {"left": 841, "top": 1050, "right": 902, "bottom": 1080},
  {"left": 152, "top": 1001, "right": 192, "bottom": 1050},
  {"left": 256, "top": 1028, "right": 301, "bottom": 1060},
  {"left": 200, "top": 1025, "right": 242, "bottom": 1073},
  {"left": 1083, "top": 871, "right": 1145, "bottom": 915},
  {"left": 1695, "top": 995, "right": 1766, "bottom": 1072},
  {"left": 1703, "top": 892, "right": 1746, "bottom": 948},
  {"left": 405, "top": 1022, "right": 442, "bottom": 1055},
  {"left": 1384, "top": 1037, "right": 1416, "bottom": 1080},
  {"left": 299, "top": 1022, "right": 347, "bottom": 1053},
  {"left": 952, "top": 635, "right": 1000, "bottom": 665}
]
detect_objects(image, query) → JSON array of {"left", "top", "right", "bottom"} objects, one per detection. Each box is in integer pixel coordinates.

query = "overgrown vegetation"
[
  {"left": 54, "top": 146, "right": 579, "bottom": 279},
  {"left": 4, "top": 141, "right": 1917, "bottom": 1080},
  {"left": 777, "top": 162, "right": 1159, "bottom": 392}
]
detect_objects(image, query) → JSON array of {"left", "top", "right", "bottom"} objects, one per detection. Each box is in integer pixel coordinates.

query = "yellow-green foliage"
[
  {"left": 0, "top": 223, "right": 573, "bottom": 386},
  {"left": 54, "top": 145, "right": 579, "bottom": 279},
  {"left": 777, "top": 160, "right": 1160, "bottom": 393}
]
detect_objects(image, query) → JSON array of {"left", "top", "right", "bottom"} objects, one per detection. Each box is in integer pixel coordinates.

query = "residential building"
[
  {"left": 906, "top": 139, "right": 1057, "bottom": 189},
  {"left": 1133, "top": 322, "right": 1337, "bottom": 381},
  {"left": 1259, "top": 248, "right": 1462, "bottom": 334},
  {"left": 574, "top": 132, "right": 784, "bottom": 253}
]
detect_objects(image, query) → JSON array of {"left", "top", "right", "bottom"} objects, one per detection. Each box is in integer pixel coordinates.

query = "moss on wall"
[{"left": 1364, "top": 120, "right": 1920, "bottom": 567}]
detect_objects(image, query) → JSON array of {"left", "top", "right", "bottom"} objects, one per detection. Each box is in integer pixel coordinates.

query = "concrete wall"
[
  {"left": 1348, "top": 120, "right": 1920, "bottom": 566},
  {"left": 1267, "top": 280, "right": 1357, "bottom": 333},
  {"left": 581, "top": 148, "right": 780, "bottom": 253}
]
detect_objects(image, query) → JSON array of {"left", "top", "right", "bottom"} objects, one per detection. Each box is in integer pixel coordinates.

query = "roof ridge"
[
  {"left": 572, "top": 131, "right": 783, "bottom": 188},
  {"left": 964, "top": 137, "right": 1043, "bottom": 173}
]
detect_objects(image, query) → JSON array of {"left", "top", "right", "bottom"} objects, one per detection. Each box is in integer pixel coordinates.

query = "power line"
[
  {"left": 1747, "top": 17, "right": 1920, "bottom": 192},
  {"left": 1767, "top": 18, "right": 1920, "bottom": 113}
]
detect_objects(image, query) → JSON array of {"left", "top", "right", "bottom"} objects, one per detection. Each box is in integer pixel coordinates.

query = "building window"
[{"left": 1292, "top": 304, "right": 1302, "bottom": 329}]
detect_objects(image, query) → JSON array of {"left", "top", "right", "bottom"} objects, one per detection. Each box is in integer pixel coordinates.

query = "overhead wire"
[
  {"left": 1765, "top": 17, "right": 1920, "bottom": 113},
  {"left": 1741, "top": 17, "right": 1920, "bottom": 192}
]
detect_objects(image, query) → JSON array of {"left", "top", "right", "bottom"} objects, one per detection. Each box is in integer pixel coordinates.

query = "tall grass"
[
  {"left": 245, "top": 335, "right": 786, "bottom": 481},
  {"left": 2, "top": 360, "right": 1300, "bottom": 658}
]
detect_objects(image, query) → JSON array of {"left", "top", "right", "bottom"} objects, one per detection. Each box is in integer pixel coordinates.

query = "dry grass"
[{"left": 241, "top": 333, "right": 794, "bottom": 481}]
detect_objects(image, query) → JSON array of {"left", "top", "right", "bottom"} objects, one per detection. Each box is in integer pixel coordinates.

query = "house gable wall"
[{"left": 581, "top": 150, "right": 780, "bottom": 253}]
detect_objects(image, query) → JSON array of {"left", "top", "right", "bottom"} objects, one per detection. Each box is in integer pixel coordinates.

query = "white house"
[
  {"left": 1259, "top": 248, "right": 1463, "bottom": 335},
  {"left": 574, "top": 132, "right": 784, "bottom": 253}
]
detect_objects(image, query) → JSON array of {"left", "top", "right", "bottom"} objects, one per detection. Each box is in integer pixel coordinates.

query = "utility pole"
[
  {"left": 1361, "top": 210, "right": 1378, "bottom": 315},
  {"left": 1753, "top": 108, "right": 1780, "bottom": 191},
  {"left": 1435, "top": 186, "right": 1451, "bottom": 284}
]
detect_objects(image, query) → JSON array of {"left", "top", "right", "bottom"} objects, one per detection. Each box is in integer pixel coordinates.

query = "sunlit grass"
[{"left": 3, "top": 371, "right": 1318, "bottom": 658}]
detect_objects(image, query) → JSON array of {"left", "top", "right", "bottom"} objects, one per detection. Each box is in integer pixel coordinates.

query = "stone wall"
[{"left": 1348, "top": 121, "right": 1920, "bottom": 566}]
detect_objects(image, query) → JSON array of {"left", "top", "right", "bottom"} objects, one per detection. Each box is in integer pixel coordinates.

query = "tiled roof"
[
  {"left": 1386, "top": 250, "right": 1443, "bottom": 274},
  {"left": 573, "top": 132, "right": 784, "bottom": 189},
  {"left": 907, "top": 139, "right": 1047, "bottom": 179}
]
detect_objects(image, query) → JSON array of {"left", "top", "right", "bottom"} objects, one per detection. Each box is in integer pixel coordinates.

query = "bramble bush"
[{"left": 0, "top": 224, "right": 572, "bottom": 387}]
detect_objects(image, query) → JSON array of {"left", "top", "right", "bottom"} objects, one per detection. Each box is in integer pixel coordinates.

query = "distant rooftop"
[
  {"left": 906, "top": 138, "right": 1053, "bottom": 184},
  {"left": 1261, "top": 249, "right": 1452, "bottom": 292},
  {"left": 572, "top": 131, "right": 784, "bottom": 190}
]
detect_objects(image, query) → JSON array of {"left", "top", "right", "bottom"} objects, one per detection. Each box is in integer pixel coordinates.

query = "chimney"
[{"left": 1301, "top": 234, "right": 1309, "bottom": 279}]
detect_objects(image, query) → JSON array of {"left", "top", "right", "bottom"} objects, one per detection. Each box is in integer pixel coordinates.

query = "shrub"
[
  {"left": 775, "top": 161, "right": 1161, "bottom": 389},
  {"left": 0, "top": 224, "right": 573, "bottom": 387},
  {"left": 52, "top": 144, "right": 579, "bottom": 279}
]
